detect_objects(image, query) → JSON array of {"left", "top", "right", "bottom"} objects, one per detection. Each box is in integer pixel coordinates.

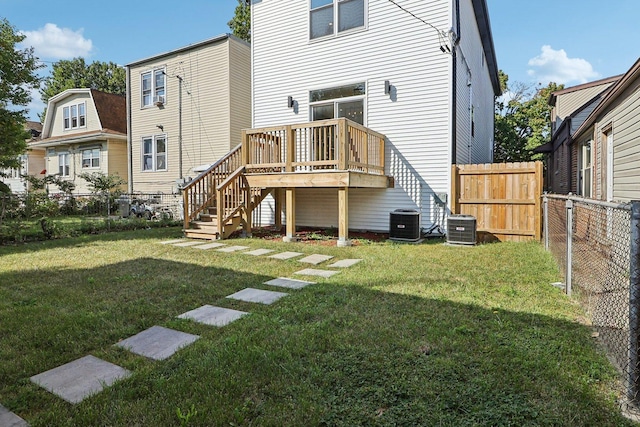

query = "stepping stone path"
[
  {"left": 268, "top": 251, "right": 303, "bottom": 260},
  {"left": 30, "top": 355, "right": 131, "bottom": 404},
  {"left": 0, "top": 404, "right": 28, "bottom": 427},
  {"left": 115, "top": 326, "right": 199, "bottom": 361},
  {"left": 194, "top": 242, "right": 227, "bottom": 250},
  {"left": 178, "top": 305, "right": 248, "bottom": 327},
  {"left": 160, "top": 239, "right": 187, "bottom": 245},
  {"left": 227, "top": 288, "right": 289, "bottom": 305},
  {"left": 217, "top": 245, "right": 249, "bottom": 253},
  {"left": 298, "top": 254, "right": 334, "bottom": 265},
  {"left": 294, "top": 268, "right": 340, "bottom": 278},
  {"left": 328, "top": 258, "right": 362, "bottom": 268},
  {"left": 244, "top": 248, "right": 275, "bottom": 256},
  {"left": 264, "top": 277, "right": 316, "bottom": 290},
  {"left": 173, "top": 240, "right": 208, "bottom": 247}
]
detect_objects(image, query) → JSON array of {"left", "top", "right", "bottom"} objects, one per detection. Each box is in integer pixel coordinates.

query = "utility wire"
[{"left": 385, "top": 0, "right": 451, "bottom": 51}]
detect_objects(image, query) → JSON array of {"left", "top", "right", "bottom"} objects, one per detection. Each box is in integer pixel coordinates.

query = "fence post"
[
  {"left": 565, "top": 198, "right": 573, "bottom": 296},
  {"left": 628, "top": 201, "right": 640, "bottom": 402},
  {"left": 543, "top": 194, "right": 549, "bottom": 250}
]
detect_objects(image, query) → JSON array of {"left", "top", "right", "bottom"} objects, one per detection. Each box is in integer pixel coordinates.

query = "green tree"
[
  {"left": 0, "top": 18, "right": 42, "bottom": 186},
  {"left": 227, "top": 0, "right": 251, "bottom": 42},
  {"left": 494, "top": 70, "right": 563, "bottom": 162},
  {"left": 40, "top": 58, "right": 126, "bottom": 104},
  {"left": 78, "top": 171, "right": 126, "bottom": 195}
]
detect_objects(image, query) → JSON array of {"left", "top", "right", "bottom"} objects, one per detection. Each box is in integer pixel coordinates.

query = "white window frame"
[
  {"left": 141, "top": 134, "right": 168, "bottom": 172},
  {"left": 578, "top": 140, "right": 592, "bottom": 198},
  {"left": 309, "top": 82, "right": 366, "bottom": 125},
  {"left": 58, "top": 152, "right": 70, "bottom": 177},
  {"left": 63, "top": 102, "right": 87, "bottom": 130},
  {"left": 82, "top": 148, "right": 100, "bottom": 169},
  {"left": 309, "top": 0, "right": 366, "bottom": 41},
  {"left": 141, "top": 67, "right": 166, "bottom": 108}
]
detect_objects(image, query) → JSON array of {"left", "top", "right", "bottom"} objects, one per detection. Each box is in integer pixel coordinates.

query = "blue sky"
[{"left": 2, "top": 0, "right": 639, "bottom": 119}]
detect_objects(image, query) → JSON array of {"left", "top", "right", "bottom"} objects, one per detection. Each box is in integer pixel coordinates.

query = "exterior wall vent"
[
  {"left": 446, "top": 215, "right": 477, "bottom": 245},
  {"left": 389, "top": 209, "right": 421, "bottom": 242}
]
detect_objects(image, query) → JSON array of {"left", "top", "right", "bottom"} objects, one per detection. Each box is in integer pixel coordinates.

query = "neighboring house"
[
  {"left": 125, "top": 34, "right": 251, "bottom": 194},
  {"left": 249, "top": 0, "right": 500, "bottom": 234},
  {"left": 1, "top": 121, "right": 45, "bottom": 193},
  {"left": 538, "top": 76, "right": 620, "bottom": 195},
  {"left": 30, "top": 89, "right": 128, "bottom": 194},
  {"left": 572, "top": 58, "right": 640, "bottom": 202}
]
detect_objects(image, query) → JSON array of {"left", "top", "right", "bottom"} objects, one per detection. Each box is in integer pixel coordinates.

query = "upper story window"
[
  {"left": 310, "top": 0, "right": 365, "bottom": 40},
  {"left": 63, "top": 102, "right": 86, "bottom": 130},
  {"left": 141, "top": 68, "right": 166, "bottom": 107}
]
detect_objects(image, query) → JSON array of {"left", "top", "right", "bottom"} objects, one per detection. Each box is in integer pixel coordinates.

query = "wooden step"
[{"left": 183, "top": 228, "right": 219, "bottom": 240}]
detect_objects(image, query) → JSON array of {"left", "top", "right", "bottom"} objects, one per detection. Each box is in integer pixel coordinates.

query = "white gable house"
[{"left": 249, "top": 0, "right": 500, "bottom": 234}]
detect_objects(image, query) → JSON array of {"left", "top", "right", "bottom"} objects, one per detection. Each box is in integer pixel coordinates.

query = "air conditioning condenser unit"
[
  {"left": 446, "top": 215, "right": 477, "bottom": 245},
  {"left": 389, "top": 209, "right": 421, "bottom": 242}
]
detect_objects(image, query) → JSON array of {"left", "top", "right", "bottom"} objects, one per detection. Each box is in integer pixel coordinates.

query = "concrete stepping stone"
[
  {"left": 244, "top": 248, "right": 275, "bottom": 256},
  {"left": 30, "top": 355, "right": 131, "bottom": 404},
  {"left": 193, "top": 242, "right": 226, "bottom": 250},
  {"left": 160, "top": 239, "right": 187, "bottom": 245},
  {"left": 298, "top": 254, "right": 334, "bottom": 265},
  {"left": 216, "top": 245, "right": 249, "bottom": 253},
  {"left": 227, "top": 288, "right": 288, "bottom": 305},
  {"left": 328, "top": 259, "right": 362, "bottom": 268},
  {"left": 0, "top": 404, "right": 29, "bottom": 427},
  {"left": 178, "top": 305, "right": 248, "bottom": 326},
  {"left": 268, "top": 251, "right": 303, "bottom": 260},
  {"left": 114, "top": 326, "right": 199, "bottom": 361},
  {"left": 294, "top": 268, "right": 340, "bottom": 278},
  {"left": 264, "top": 277, "right": 316, "bottom": 289},
  {"left": 172, "top": 240, "right": 207, "bottom": 247}
]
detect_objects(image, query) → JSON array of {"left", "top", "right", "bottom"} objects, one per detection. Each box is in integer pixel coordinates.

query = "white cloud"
[
  {"left": 527, "top": 45, "right": 600, "bottom": 85},
  {"left": 20, "top": 23, "right": 92, "bottom": 60}
]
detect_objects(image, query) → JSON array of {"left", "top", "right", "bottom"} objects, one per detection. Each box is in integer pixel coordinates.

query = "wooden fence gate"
[{"left": 451, "top": 161, "right": 543, "bottom": 242}]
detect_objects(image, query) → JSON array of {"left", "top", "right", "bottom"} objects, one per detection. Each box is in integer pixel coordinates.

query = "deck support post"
[
  {"left": 338, "top": 187, "right": 351, "bottom": 247},
  {"left": 273, "top": 188, "right": 283, "bottom": 231},
  {"left": 283, "top": 187, "right": 297, "bottom": 242}
]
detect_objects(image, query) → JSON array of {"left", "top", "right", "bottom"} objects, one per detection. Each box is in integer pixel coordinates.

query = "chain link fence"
[{"left": 544, "top": 194, "right": 640, "bottom": 410}]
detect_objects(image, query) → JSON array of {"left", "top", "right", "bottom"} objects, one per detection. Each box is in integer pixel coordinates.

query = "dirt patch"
[{"left": 250, "top": 227, "right": 388, "bottom": 246}]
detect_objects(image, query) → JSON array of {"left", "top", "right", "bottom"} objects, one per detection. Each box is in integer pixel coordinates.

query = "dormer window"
[
  {"left": 141, "top": 68, "right": 166, "bottom": 107},
  {"left": 63, "top": 102, "right": 86, "bottom": 130},
  {"left": 310, "top": 0, "right": 365, "bottom": 40}
]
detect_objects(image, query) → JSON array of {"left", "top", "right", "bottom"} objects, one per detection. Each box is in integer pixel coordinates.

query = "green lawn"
[{"left": 0, "top": 228, "right": 633, "bottom": 426}]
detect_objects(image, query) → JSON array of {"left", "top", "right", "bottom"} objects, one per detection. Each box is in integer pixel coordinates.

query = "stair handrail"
[
  {"left": 182, "top": 144, "right": 243, "bottom": 230},
  {"left": 216, "top": 165, "right": 248, "bottom": 238}
]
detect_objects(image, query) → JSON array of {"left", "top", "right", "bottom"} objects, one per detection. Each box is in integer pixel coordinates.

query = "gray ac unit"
[
  {"left": 389, "top": 209, "right": 421, "bottom": 242},
  {"left": 447, "top": 215, "right": 477, "bottom": 245}
]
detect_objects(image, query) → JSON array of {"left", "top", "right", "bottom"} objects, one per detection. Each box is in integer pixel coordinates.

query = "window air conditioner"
[
  {"left": 446, "top": 215, "right": 477, "bottom": 245},
  {"left": 153, "top": 95, "right": 165, "bottom": 106}
]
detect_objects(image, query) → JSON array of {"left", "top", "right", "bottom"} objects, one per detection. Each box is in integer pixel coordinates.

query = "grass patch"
[{"left": 0, "top": 228, "right": 633, "bottom": 426}]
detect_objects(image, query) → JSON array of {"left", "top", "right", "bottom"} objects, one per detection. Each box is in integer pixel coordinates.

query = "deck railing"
[
  {"left": 242, "top": 118, "right": 385, "bottom": 175},
  {"left": 182, "top": 144, "right": 243, "bottom": 230}
]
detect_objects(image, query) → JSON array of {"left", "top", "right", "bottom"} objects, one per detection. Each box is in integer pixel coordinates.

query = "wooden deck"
[{"left": 183, "top": 118, "right": 391, "bottom": 244}]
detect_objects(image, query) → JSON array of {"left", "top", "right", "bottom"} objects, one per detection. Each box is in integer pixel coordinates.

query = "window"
[
  {"left": 310, "top": 0, "right": 365, "bottom": 40},
  {"left": 141, "top": 68, "right": 166, "bottom": 107},
  {"left": 309, "top": 82, "right": 365, "bottom": 125},
  {"left": 142, "top": 135, "right": 167, "bottom": 171},
  {"left": 58, "top": 153, "right": 70, "bottom": 177},
  {"left": 82, "top": 148, "right": 100, "bottom": 168},
  {"left": 579, "top": 140, "right": 592, "bottom": 197},
  {"left": 63, "top": 102, "right": 87, "bottom": 130}
]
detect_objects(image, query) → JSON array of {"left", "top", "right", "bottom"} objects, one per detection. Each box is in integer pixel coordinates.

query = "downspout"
[
  {"left": 451, "top": 0, "right": 461, "bottom": 165},
  {"left": 126, "top": 66, "right": 133, "bottom": 193}
]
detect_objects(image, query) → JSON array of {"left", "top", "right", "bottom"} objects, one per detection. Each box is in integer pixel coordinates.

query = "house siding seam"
[{"left": 252, "top": 0, "right": 495, "bottom": 232}]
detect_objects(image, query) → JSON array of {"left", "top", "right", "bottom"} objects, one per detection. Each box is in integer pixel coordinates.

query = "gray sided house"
[
  {"left": 541, "top": 76, "right": 620, "bottom": 195},
  {"left": 32, "top": 89, "right": 128, "bottom": 194},
  {"left": 126, "top": 34, "right": 251, "bottom": 194},
  {"left": 573, "top": 58, "right": 640, "bottom": 202}
]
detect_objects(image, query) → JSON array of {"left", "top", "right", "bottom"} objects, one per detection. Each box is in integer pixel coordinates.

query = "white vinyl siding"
[
  {"left": 50, "top": 94, "right": 100, "bottom": 138},
  {"left": 253, "top": 0, "right": 474, "bottom": 232}
]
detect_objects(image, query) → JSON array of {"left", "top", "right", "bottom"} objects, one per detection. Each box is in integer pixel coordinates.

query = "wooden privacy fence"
[{"left": 451, "top": 161, "right": 543, "bottom": 242}]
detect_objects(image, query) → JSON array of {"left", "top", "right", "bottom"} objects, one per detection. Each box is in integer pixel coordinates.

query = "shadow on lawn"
[{"left": 0, "top": 256, "right": 634, "bottom": 426}]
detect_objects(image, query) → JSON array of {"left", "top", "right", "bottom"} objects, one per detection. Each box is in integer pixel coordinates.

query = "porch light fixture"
[
  {"left": 287, "top": 96, "right": 294, "bottom": 108},
  {"left": 384, "top": 80, "right": 392, "bottom": 95}
]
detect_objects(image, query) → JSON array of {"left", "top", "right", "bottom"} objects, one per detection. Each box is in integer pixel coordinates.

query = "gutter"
[{"left": 126, "top": 66, "right": 134, "bottom": 193}]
